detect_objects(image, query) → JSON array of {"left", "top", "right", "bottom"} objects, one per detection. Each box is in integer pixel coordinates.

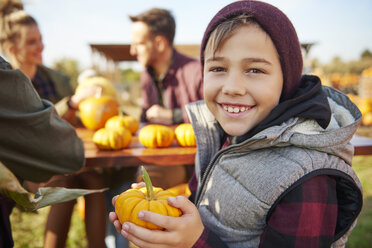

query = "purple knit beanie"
[{"left": 200, "top": 0, "right": 303, "bottom": 101}]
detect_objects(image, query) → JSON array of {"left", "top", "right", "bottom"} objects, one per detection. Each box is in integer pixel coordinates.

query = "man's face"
[{"left": 130, "top": 22, "right": 157, "bottom": 67}]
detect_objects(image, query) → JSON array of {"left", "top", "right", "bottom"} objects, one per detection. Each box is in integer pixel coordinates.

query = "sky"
[{"left": 24, "top": 0, "right": 372, "bottom": 70}]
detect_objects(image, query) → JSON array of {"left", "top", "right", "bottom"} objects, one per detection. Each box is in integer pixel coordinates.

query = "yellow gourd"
[
  {"left": 174, "top": 123, "right": 196, "bottom": 147},
  {"left": 76, "top": 76, "right": 117, "bottom": 98},
  {"left": 105, "top": 115, "right": 140, "bottom": 135},
  {"left": 115, "top": 166, "right": 182, "bottom": 230},
  {"left": 93, "top": 127, "right": 132, "bottom": 150},
  {"left": 362, "top": 112, "right": 372, "bottom": 126},
  {"left": 138, "top": 124, "right": 174, "bottom": 148},
  {"left": 79, "top": 96, "right": 119, "bottom": 130},
  {"left": 166, "top": 183, "right": 191, "bottom": 197}
]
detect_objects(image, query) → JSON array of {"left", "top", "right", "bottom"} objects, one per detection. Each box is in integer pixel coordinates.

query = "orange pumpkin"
[
  {"left": 138, "top": 124, "right": 174, "bottom": 148},
  {"left": 357, "top": 97, "right": 372, "bottom": 116},
  {"left": 362, "top": 112, "right": 372, "bottom": 126},
  {"left": 93, "top": 127, "right": 132, "bottom": 150},
  {"left": 166, "top": 183, "right": 191, "bottom": 197},
  {"left": 115, "top": 166, "right": 182, "bottom": 230},
  {"left": 79, "top": 96, "right": 119, "bottom": 130},
  {"left": 105, "top": 115, "right": 140, "bottom": 134},
  {"left": 75, "top": 76, "right": 117, "bottom": 98},
  {"left": 175, "top": 123, "right": 196, "bottom": 147}
]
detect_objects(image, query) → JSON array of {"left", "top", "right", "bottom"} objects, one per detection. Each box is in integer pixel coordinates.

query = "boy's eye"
[
  {"left": 209, "top": 67, "right": 226, "bottom": 72},
  {"left": 247, "top": 68, "right": 263, "bottom": 74}
]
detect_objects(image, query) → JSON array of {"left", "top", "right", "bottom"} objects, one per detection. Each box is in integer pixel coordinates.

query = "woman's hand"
[
  {"left": 69, "top": 84, "right": 103, "bottom": 109},
  {"left": 109, "top": 194, "right": 204, "bottom": 248}
]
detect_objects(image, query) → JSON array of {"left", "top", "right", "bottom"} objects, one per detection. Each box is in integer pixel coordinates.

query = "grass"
[
  {"left": 10, "top": 129, "right": 372, "bottom": 247},
  {"left": 347, "top": 155, "right": 372, "bottom": 248},
  {"left": 10, "top": 204, "right": 87, "bottom": 248}
]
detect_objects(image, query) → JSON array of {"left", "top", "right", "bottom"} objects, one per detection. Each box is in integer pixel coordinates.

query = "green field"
[{"left": 10, "top": 156, "right": 372, "bottom": 247}]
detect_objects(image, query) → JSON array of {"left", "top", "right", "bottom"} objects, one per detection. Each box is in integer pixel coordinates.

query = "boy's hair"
[
  {"left": 204, "top": 14, "right": 260, "bottom": 60},
  {"left": 200, "top": 0, "right": 303, "bottom": 101},
  {"left": 129, "top": 8, "right": 176, "bottom": 45}
]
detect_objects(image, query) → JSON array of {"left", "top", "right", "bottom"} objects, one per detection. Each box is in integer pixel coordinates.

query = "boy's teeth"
[{"left": 223, "top": 104, "right": 248, "bottom": 113}]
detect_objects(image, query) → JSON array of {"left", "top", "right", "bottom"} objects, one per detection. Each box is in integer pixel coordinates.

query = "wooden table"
[
  {"left": 351, "top": 135, "right": 372, "bottom": 156},
  {"left": 76, "top": 128, "right": 197, "bottom": 168},
  {"left": 76, "top": 128, "right": 372, "bottom": 168}
]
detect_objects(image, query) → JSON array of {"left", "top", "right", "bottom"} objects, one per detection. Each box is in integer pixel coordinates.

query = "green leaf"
[{"left": 0, "top": 162, "right": 107, "bottom": 211}]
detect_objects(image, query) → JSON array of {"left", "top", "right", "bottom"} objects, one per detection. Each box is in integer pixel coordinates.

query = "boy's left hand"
[{"left": 109, "top": 195, "right": 204, "bottom": 248}]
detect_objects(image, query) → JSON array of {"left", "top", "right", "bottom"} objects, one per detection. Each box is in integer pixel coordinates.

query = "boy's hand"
[
  {"left": 110, "top": 195, "right": 204, "bottom": 248},
  {"left": 109, "top": 182, "right": 146, "bottom": 233}
]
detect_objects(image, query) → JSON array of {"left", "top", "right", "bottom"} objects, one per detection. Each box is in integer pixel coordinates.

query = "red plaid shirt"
[{"left": 189, "top": 173, "right": 337, "bottom": 248}]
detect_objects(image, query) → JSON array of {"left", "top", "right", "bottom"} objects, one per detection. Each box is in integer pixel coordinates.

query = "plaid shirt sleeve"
[
  {"left": 259, "top": 175, "right": 338, "bottom": 248},
  {"left": 188, "top": 172, "right": 229, "bottom": 248}
]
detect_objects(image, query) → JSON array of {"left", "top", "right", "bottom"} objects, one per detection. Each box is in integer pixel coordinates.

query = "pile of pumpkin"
[
  {"left": 347, "top": 94, "right": 372, "bottom": 126},
  {"left": 346, "top": 66, "right": 372, "bottom": 126},
  {"left": 76, "top": 76, "right": 196, "bottom": 149}
]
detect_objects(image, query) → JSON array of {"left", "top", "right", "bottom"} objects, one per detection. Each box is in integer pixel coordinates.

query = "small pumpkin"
[
  {"left": 166, "top": 183, "right": 191, "bottom": 197},
  {"left": 115, "top": 166, "right": 182, "bottom": 230},
  {"left": 79, "top": 96, "right": 119, "bottom": 130},
  {"left": 357, "top": 97, "right": 372, "bottom": 116},
  {"left": 76, "top": 76, "right": 117, "bottom": 98},
  {"left": 105, "top": 115, "right": 140, "bottom": 134},
  {"left": 174, "top": 123, "right": 196, "bottom": 147},
  {"left": 93, "top": 127, "right": 132, "bottom": 150},
  {"left": 362, "top": 112, "right": 372, "bottom": 126},
  {"left": 138, "top": 124, "right": 174, "bottom": 148}
]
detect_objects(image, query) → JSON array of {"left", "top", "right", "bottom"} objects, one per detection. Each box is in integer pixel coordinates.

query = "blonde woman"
[
  {"left": 0, "top": 0, "right": 101, "bottom": 124},
  {"left": 0, "top": 1, "right": 106, "bottom": 248}
]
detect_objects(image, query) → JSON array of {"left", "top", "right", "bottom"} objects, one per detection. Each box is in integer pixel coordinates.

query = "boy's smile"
[{"left": 203, "top": 24, "right": 283, "bottom": 136}]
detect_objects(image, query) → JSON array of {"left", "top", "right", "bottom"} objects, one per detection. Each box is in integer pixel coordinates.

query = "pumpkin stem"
[
  {"left": 119, "top": 107, "right": 123, "bottom": 117},
  {"left": 141, "top": 166, "right": 155, "bottom": 200}
]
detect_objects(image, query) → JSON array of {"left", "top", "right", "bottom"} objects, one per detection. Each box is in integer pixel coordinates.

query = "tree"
[
  {"left": 52, "top": 58, "right": 80, "bottom": 89},
  {"left": 361, "top": 49, "right": 372, "bottom": 59},
  {"left": 120, "top": 68, "right": 140, "bottom": 83}
]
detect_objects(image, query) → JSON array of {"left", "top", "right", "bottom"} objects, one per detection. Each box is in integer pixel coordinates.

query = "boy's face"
[{"left": 203, "top": 24, "right": 283, "bottom": 136}]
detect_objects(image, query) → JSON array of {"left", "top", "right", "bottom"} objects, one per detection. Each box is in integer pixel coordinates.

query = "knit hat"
[{"left": 200, "top": 0, "right": 303, "bottom": 101}]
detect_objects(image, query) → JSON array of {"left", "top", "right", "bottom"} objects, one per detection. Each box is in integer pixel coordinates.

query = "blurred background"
[
  {"left": 8, "top": 0, "right": 372, "bottom": 247},
  {"left": 21, "top": 0, "right": 372, "bottom": 119}
]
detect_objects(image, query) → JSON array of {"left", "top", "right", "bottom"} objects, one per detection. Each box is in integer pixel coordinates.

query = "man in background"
[
  {"left": 129, "top": 8, "right": 202, "bottom": 188},
  {"left": 104, "top": 8, "right": 203, "bottom": 248}
]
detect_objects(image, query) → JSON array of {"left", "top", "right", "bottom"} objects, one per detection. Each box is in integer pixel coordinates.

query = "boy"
[{"left": 110, "top": 1, "right": 363, "bottom": 247}]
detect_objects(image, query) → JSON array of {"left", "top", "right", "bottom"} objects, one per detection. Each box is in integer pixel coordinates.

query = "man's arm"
[{"left": 0, "top": 57, "right": 84, "bottom": 183}]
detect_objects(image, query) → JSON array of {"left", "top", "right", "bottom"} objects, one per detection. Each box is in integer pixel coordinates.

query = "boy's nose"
[{"left": 222, "top": 72, "right": 246, "bottom": 96}]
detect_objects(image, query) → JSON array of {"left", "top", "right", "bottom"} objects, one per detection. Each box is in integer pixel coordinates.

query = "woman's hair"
[
  {"left": 0, "top": 0, "right": 37, "bottom": 52},
  {"left": 204, "top": 14, "right": 260, "bottom": 60}
]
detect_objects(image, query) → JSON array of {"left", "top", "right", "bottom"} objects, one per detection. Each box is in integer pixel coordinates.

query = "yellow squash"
[
  {"left": 174, "top": 123, "right": 196, "bottom": 147},
  {"left": 115, "top": 166, "right": 182, "bottom": 230},
  {"left": 79, "top": 96, "right": 119, "bottom": 130},
  {"left": 75, "top": 76, "right": 117, "bottom": 98},
  {"left": 138, "top": 124, "right": 174, "bottom": 148},
  {"left": 105, "top": 115, "right": 140, "bottom": 135},
  {"left": 93, "top": 127, "right": 132, "bottom": 150}
]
